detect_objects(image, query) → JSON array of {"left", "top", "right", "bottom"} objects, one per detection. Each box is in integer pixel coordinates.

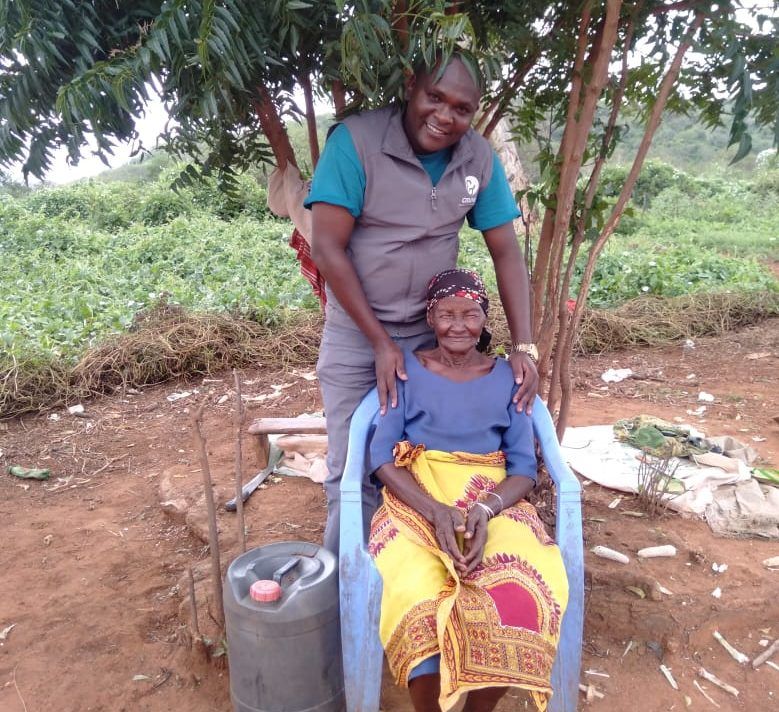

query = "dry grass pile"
[
  {"left": 0, "top": 306, "right": 324, "bottom": 419},
  {"left": 0, "top": 356, "right": 76, "bottom": 420},
  {"left": 2, "top": 290, "right": 776, "bottom": 419},
  {"left": 577, "top": 291, "right": 779, "bottom": 353}
]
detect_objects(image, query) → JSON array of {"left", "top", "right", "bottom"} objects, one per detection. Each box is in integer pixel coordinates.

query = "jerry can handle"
[{"left": 272, "top": 557, "right": 301, "bottom": 584}]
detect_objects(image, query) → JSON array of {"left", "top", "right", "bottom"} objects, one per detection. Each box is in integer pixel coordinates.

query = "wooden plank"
[{"left": 247, "top": 417, "right": 327, "bottom": 435}]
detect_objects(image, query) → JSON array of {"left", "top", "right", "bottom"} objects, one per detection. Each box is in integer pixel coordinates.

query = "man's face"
[{"left": 402, "top": 58, "right": 480, "bottom": 155}]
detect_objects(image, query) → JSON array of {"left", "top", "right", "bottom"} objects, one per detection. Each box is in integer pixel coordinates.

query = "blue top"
[
  {"left": 368, "top": 350, "right": 537, "bottom": 478},
  {"left": 305, "top": 123, "right": 520, "bottom": 231}
]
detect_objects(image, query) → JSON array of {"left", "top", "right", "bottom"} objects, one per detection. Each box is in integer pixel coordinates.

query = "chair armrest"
[{"left": 531, "top": 397, "right": 584, "bottom": 712}]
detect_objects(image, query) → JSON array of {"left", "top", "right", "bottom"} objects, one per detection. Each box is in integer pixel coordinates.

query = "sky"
[
  {"left": 10, "top": 97, "right": 171, "bottom": 185},
  {"left": 17, "top": 86, "right": 332, "bottom": 185}
]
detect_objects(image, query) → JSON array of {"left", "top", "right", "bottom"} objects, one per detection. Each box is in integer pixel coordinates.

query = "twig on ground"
[
  {"left": 693, "top": 680, "right": 721, "bottom": 708},
  {"left": 152, "top": 668, "right": 173, "bottom": 689},
  {"left": 713, "top": 630, "right": 749, "bottom": 664},
  {"left": 188, "top": 567, "right": 200, "bottom": 638},
  {"left": 578, "top": 683, "right": 605, "bottom": 700},
  {"left": 697, "top": 667, "right": 739, "bottom": 697},
  {"left": 12, "top": 663, "right": 28, "bottom": 712},
  {"left": 659, "top": 664, "right": 679, "bottom": 690},
  {"left": 752, "top": 638, "right": 779, "bottom": 669},
  {"left": 90, "top": 453, "right": 128, "bottom": 477},
  {"left": 233, "top": 369, "right": 246, "bottom": 554},
  {"left": 192, "top": 403, "right": 224, "bottom": 628}
]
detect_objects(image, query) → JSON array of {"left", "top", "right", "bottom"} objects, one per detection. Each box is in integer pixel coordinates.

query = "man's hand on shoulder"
[
  {"left": 374, "top": 339, "right": 407, "bottom": 416},
  {"left": 509, "top": 352, "right": 538, "bottom": 415}
]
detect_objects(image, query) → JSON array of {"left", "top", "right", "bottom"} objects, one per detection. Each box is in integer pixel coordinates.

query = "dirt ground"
[{"left": 1, "top": 318, "right": 778, "bottom": 712}]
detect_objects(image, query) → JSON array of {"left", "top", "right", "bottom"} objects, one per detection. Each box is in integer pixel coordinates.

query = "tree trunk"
[
  {"left": 332, "top": 79, "right": 347, "bottom": 116},
  {"left": 556, "top": 10, "right": 706, "bottom": 434},
  {"left": 534, "top": 1, "right": 622, "bottom": 383},
  {"left": 253, "top": 85, "right": 297, "bottom": 169}
]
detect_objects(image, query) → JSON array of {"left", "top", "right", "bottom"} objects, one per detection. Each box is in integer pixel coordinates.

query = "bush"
[{"left": 576, "top": 241, "right": 777, "bottom": 308}]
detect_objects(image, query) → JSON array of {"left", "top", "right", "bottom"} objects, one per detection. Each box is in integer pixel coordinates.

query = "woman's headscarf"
[
  {"left": 426, "top": 268, "right": 489, "bottom": 315},
  {"left": 426, "top": 268, "right": 491, "bottom": 351}
]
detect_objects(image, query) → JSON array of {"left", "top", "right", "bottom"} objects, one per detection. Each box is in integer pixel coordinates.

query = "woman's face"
[{"left": 428, "top": 296, "right": 486, "bottom": 355}]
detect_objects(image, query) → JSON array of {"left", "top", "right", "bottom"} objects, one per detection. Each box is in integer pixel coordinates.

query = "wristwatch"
[{"left": 511, "top": 342, "right": 539, "bottom": 362}]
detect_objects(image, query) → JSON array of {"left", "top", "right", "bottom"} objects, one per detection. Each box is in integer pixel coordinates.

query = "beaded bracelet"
[{"left": 474, "top": 501, "right": 495, "bottom": 519}]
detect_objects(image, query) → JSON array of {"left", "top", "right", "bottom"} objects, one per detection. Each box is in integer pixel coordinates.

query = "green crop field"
[{"left": 1, "top": 160, "right": 777, "bottom": 368}]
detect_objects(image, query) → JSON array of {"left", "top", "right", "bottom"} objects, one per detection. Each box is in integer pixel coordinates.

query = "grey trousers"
[{"left": 317, "top": 319, "right": 435, "bottom": 554}]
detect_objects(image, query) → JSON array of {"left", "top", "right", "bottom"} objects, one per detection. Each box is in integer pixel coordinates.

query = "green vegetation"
[
  {"left": 0, "top": 171, "right": 317, "bottom": 363},
  {"left": 1, "top": 156, "right": 777, "bottom": 417},
  {"left": 3, "top": 160, "right": 777, "bottom": 365},
  {"left": 462, "top": 160, "right": 778, "bottom": 307}
]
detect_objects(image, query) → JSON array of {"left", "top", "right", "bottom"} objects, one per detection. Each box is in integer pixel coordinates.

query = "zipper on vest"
[{"left": 430, "top": 186, "right": 437, "bottom": 211}]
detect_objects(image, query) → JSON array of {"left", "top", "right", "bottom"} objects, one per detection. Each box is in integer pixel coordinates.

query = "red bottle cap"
[{"left": 250, "top": 580, "right": 282, "bottom": 602}]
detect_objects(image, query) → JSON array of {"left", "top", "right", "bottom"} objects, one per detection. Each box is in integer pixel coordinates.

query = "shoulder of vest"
[
  {"left": 461, "top": 128, "right": 493, "bottom": 161},
  {"left": 341, "top": 106, "right": 397, "bottom": 140}
]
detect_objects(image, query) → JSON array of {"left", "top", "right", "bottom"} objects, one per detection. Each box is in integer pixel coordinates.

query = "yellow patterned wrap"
[{"left": 369, "top": 442, "right": 569, "bottom": 712}]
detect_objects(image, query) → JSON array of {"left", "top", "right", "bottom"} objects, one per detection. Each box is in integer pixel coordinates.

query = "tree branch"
[
  {"left": 252, "top": 85, "right": 297, "bottom": 169},
  {"left": 300, "top": 71, "right": 320, "bottom": 168},
  {"left": 332, "top": 79, "right": 347, "bottom": 116},
  {"left": 392, "top": 0, "right": 409, "bottom": 53}
]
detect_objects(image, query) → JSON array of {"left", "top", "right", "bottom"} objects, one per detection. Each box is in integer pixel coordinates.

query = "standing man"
[{"left": 306, "top": 54, "right": 539, "bottom": 553}]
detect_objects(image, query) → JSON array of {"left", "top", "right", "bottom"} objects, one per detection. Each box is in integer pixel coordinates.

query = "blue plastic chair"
[{"left": 339, "top": 390, "right": 584, "bottom": 712}]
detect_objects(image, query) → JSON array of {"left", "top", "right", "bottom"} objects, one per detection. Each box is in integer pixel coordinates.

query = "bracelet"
[
  {"left": 474, "top": 501, "right": 495, "bottom": 519},
  {"left": 486, "top": 491, "right": 504, "bottom": 511}
]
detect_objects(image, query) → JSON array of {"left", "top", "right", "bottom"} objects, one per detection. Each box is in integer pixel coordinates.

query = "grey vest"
[{"left": 325, "top": 106, "right": 494, "bottom": 335}]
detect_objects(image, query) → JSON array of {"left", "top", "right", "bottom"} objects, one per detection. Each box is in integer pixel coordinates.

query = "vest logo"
[{"left": 461, "top": 175, "right": 479, "bottom": 205}]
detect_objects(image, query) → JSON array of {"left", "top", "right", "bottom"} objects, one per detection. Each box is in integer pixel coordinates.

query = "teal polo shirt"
[{"left": 305, "top": 123, "right": 520, "bottom": 231}]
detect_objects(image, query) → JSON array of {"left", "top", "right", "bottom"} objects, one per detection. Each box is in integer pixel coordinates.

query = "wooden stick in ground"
[
  {"left": 752, "top": 638, "right": 779, "bottom": 669},
  {"left": 192, "top": 402, "right": 225, "bottom": 627},
  {"left": 188, "top": 567, "right": 200, "bottom": 638},
  {"left": 233, "top": 368, "right": 247, "bottom": 554}
]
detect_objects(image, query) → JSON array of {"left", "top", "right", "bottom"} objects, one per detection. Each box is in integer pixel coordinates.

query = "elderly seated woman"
[{"left": 368, "top": 269, "right": 569, "bottom": 712}]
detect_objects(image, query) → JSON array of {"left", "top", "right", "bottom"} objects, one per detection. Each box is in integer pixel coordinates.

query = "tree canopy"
[{"left": 1, "top": 0, "right": 777, "bottom": 429}]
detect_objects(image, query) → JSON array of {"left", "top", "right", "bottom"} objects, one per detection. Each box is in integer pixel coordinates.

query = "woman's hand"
[
  {"left": 429, "top": 503, "right": 467, "bottom": 571},
  {"left": 461, "top": 505, "right": 491, "bottom": 576},
  {"left": 510, "top": 351, "right": 539, "bottom": 415},
  {"left": 374, "top": 339, "right": 407, "bottom": 416}
]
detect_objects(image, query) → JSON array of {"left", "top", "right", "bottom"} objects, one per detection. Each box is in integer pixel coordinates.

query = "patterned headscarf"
[{"left": 426, "top": 268, "right": 489, "bottom": 315}]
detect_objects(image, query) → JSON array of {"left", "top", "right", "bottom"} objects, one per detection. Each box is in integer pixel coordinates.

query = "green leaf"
[{"left": 730, "top": 132, "right": 752, "bottom": 164}]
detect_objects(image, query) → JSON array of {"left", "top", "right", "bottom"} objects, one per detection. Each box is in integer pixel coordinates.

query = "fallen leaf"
[{"left": 626, "top": 586, "right": 646, "bottom": 599}]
